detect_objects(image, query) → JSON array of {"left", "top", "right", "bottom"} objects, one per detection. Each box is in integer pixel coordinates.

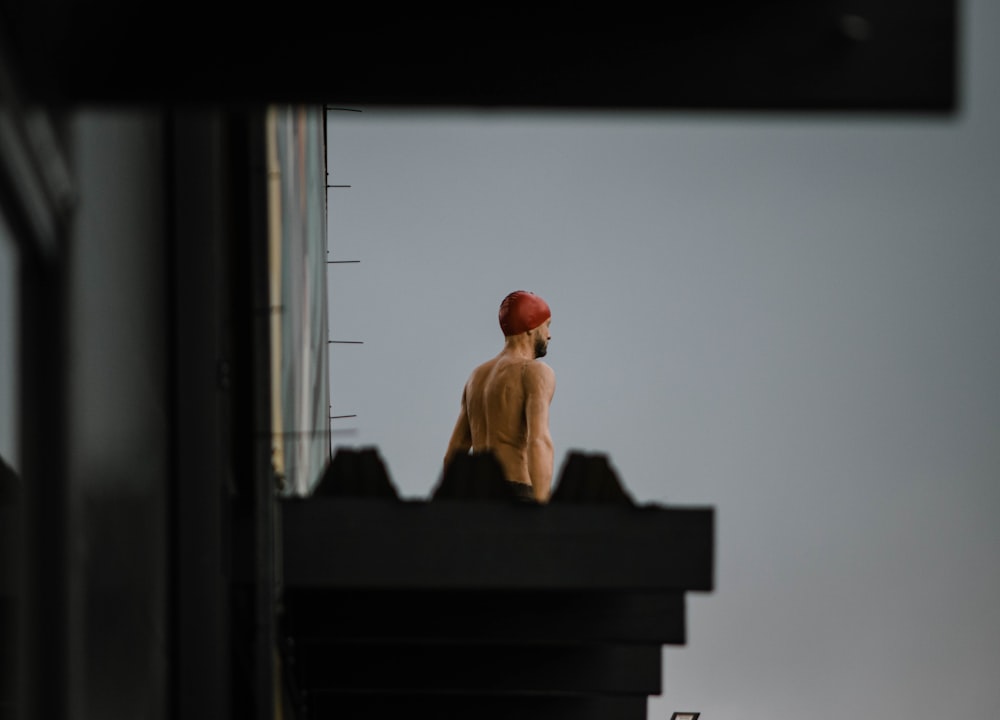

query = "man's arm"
[
  {"left": 444, "top": 387, "right": 473, "bottom": 472},
  {"left": 523, "top": 362, "right": 556, "bottom": 502}
]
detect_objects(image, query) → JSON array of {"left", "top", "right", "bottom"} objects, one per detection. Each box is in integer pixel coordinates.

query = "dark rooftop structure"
[{"left": 276, "top": 448, "right": 713, "bottom": 719}]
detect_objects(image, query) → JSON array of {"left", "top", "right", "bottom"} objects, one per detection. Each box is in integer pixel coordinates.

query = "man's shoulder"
[
  {"left": 523, "top": 360, "right": 555, "bottom": 386},
  {"left": 466, "top": 357, "right": 499, "bottom": 385},
  {"left": 471, "top": 356, "right": 499, "bottom": 374}
]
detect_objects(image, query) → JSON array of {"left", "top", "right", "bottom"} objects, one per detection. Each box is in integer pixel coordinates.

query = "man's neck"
[{"left": 502, "top": 334, "right": 536, "bottom": 360}]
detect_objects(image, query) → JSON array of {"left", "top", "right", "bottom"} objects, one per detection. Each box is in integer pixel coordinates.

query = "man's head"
[
  {"left": 499, "top": 290, "right": 551, "bottom": 358},
  {"left": 499, "top": 290, "right": 550, "bottom": 335}
]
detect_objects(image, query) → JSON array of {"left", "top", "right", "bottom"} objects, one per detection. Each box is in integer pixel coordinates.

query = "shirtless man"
[{"left": 444, "top": 290, "right": 556, "bottom": 503}]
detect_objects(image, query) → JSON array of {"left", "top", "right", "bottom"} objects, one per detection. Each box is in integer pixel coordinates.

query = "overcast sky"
[{"left": 325, "top": 3, "right": 1000, "bottom": 718}]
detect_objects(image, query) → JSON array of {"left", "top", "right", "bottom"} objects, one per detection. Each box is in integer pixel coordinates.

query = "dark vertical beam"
[
  {"left": 62, "top": 111, "right": 172, "bottom": 720},
  {"left": 0, "top": 27, "right": 72, "bottom": 720},
  {"left": 168, "top": 110, "right": 233, "bottom": 720},
  {"left": 227, "top": 109, "right": 278, "bottom": 720},
  {"left": 3, "top": 50, "right": 74, "bottom": 716},
  {"left": 250, "top": 109, "right": 277, "bottom": 720},
  {"left": 19, "top": 244, "right": 69, "bottom": 720}
]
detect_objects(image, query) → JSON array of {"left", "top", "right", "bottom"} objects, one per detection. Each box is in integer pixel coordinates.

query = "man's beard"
[{"left": 534, "top": 337, "right": 548, "bottom": 359}]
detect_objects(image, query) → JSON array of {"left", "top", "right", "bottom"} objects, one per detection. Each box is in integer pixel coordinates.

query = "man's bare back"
[{"left": 445, "top": 291, "right": 555, "bottom": 502}]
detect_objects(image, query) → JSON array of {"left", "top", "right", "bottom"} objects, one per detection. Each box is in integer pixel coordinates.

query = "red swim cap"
[{"left": 498, "top": 290, "right": 551, "bottom": 336}]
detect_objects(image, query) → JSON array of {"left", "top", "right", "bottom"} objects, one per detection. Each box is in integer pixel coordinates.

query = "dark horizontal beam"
[
  {"left": 0, "top": 0, "right": 957, "bottom": 111},
  {"left": 287, "top": 642, "right": 663, "bottom": 695},
  {"left": 279, "top": 498, "right": 714, "bottom": 591},
  {"left": 281, "top": 588, "right": 687, "bottom": 645},
  {"left": 300, "top": 692, "right": 649, "bottom": 720}
]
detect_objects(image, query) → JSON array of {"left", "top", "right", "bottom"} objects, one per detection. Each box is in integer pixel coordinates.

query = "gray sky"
[{"left": 326, "top": 3, "right": 1000, "bottom": 717}]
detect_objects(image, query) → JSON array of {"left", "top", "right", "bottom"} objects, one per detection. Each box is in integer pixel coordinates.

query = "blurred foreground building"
[{"left": 0, "top": 2, "right": 955, "bottom": 718}]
